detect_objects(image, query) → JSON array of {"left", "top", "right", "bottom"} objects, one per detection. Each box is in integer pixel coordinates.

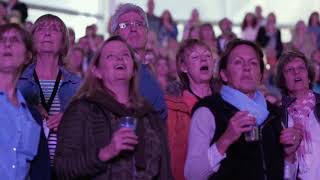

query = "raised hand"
[
  {"left": 280, "top": 123, "right": 304, "bottom": 162},
  {"left": 98, "top": 128, "right": 138, "bottom": 162},
  {"left": 216, "top": 111, "right": 256, "bottom": 154}
]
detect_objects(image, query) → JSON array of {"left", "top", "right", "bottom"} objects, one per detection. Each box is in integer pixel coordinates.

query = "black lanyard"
[{"left": 33, "top": 70, "right": 62, "bottom": 112}]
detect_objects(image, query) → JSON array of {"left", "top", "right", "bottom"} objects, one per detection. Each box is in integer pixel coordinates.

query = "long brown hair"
[{"left": 73, "top": 36, "right": 144, "bottom": 108}]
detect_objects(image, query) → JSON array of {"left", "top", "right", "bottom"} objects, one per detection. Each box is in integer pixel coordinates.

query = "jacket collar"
[
  {"left": 0, "top": 89, "right": 27, "bottom": 108},
  {"left": 83, "top": 90, "right": 153, "bottom": 119},
  {"left": 20, "top": 63, "right": 80, "bottom": 84}
]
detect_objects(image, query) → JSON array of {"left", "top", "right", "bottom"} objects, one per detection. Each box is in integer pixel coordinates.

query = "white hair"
[{"left": 110, "top": 3, "right": 149, "bottom": 34}]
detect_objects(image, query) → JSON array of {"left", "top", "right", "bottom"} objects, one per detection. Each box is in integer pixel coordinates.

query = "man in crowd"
[{"left": 110, "top": 3, "right": 167, "bottom": 121}]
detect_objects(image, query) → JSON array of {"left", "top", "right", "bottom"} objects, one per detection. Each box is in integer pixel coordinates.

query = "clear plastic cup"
[
  {"left": 244, "top": 125, "right": 260, "bottom": 142},
  {"left": 119, "top": 116, "right": 137, "bottom": 131},
  {"left": 244, "top": 113, "right": 260, "bottom": 142},
  {"left": 119, "top": 116, "right": 137, "bottom": 178}
]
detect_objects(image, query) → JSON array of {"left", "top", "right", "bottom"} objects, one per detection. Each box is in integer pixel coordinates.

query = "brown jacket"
[{"left": 54, "top": 91, "right": 173, "bottom": 180}]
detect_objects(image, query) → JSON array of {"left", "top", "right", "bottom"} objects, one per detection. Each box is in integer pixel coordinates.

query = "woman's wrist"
[
  {"left": 216, "top": 135, "right": 232, "bottom": 155},
  {"left": 98, "top": 145, "right": 113, "bottom": 162}
]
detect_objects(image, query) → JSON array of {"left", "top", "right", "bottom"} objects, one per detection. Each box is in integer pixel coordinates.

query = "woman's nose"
[
  {"left": 115, "top": 55, "right": 124, "bottom": 61},
  {"left": 243, "top": 62, "right": 251, "bottom": 71},
  {"left": 4, "top": 40, "right": 11, "bottom": 48}
]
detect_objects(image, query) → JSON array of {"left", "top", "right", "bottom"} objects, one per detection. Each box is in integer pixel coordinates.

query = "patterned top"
[{"left": 39, "top": 80, "right": 62, "bottom": 166}]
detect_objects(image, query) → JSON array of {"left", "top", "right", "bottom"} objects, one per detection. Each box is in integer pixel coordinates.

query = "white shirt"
[
  {"left": 184, "top": 107, "right": 225, "bottom": 180},
  {"left": 241, "top": 26, "right": 259, "bottom": 41}
]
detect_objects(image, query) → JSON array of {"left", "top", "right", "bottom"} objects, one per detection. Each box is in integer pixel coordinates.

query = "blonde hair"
[
  {"left": 176, "top": 39, "right": 215, "bottom": 89},
  {"left": 73, "top": 36, "right": 144, "bottom": 108}
]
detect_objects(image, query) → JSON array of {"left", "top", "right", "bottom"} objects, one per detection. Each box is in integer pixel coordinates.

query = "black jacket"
[{"left": 256, "top": 26, "right": 283, "bottom": 58}]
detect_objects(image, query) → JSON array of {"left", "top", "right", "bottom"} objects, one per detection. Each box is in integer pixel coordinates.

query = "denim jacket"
[
  {"left": 17, "top": 63, "right": 81, "bottom": 112},
  {"left": 138, "top": 64, "right": 167, "bottom": 121}
]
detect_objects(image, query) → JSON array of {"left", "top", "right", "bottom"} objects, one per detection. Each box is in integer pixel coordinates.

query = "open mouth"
[
  {"left": 115, "top": 64, "right": 126, "bottom": 70},
  {"left": 200, "top": 65, "right": 209, "bottom": 71},
  {"left": 294, "top": 77, "right": 302, "bottom": 82}
]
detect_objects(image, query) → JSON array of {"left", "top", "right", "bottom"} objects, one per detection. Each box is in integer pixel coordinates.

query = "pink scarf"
[{"left": 287, "top": 91, "right": 315, "bottom": 173}]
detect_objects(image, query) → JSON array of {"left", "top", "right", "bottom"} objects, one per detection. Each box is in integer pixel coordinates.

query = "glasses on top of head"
[{"left": 118, "top": 20, "right": 146, "bottom": 30}]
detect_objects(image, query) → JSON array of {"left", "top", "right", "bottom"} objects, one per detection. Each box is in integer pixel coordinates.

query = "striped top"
[{"left": 39, "top": 80, "right": 62, "bottom": 166}]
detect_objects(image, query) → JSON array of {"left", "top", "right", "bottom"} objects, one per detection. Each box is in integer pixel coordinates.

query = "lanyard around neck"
[{"left": 33, "top": 70, "right": 62, "bottom": 112}]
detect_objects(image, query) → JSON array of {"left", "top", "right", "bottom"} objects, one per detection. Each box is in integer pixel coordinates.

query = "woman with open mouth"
[
  {"left": 54, "top": 36, "right": 172, "bottom": 180},
  {"left": 0, "top": 23, "right": 50, "bottom": 180},
  {"left": 166, "top": 38, "right": 217, "bottom": 180},
  {"left": 275, "top": 50, "right": 320, "bottom": 180}
]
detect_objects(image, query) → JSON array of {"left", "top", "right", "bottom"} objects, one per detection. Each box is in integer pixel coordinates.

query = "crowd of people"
[{"left": 1, "top": 0, "right": 320, "bottom": 180}]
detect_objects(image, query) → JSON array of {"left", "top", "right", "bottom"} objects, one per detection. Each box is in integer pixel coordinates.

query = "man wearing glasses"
[{"left": 110, "top": 3, "right": 167, "bottom": 121}]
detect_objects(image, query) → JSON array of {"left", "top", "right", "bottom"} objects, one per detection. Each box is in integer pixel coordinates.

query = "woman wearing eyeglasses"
[{"left": 17, "top": 14, "right": 81, "bottom": 178}]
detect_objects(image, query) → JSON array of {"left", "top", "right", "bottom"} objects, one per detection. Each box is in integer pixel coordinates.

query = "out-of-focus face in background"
[
  {"left": 190, "top": 9, "right": 199, "bottom": 22},
  {"left": 295, "top": 20, "right": 307, "bottom": 34},
  {"left": 310, "top": 12, "right": 320, "bottom": 27},
  {"left": 267, "top": 13, "right": 276, "bottom": 25},
  {"left": 68, "top": 28, "right": 75, "bottom": 46},
  {"left": 78, "top": 36, "right": 89, "bottom": 54},
  {"left": 200, "top": 25, "right": 215, "bottom": 41},
  {"left": 189, "top": 26, "right": 200, "bottom": 39},
  {"left": 67, "top": 48, "right": 84, "bottom": 71},
  {"left": 147, "top": 0, "right": 155, "bottom": 14},
  {"left": 155, "top": 56, "right": 169, "bottom": 77}
]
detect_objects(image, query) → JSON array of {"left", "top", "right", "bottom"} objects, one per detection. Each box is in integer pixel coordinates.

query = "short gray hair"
[{"left": 110, "top": 3, "right": 149, "bottom": 34}]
